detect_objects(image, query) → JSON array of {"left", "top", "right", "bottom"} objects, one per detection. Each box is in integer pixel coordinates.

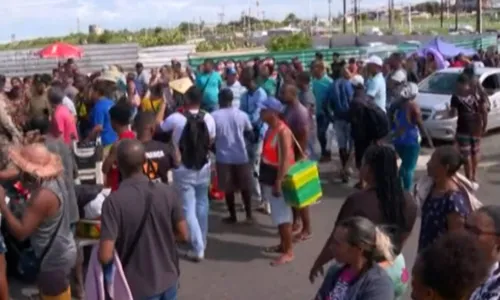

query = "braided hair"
[{"left": 362, "top": 144, "right": 407, "bottom": 253}]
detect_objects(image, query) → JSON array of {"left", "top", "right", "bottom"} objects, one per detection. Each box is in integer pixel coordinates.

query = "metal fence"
[
  {"left": 0, "top": 43, "right": 196, "bottom": 77},
  {"left": 0, "top": 44, "right": 139, "bottom": 77},
  {"left": 138, "top": 44, "right": 196, "bottom": 69}
]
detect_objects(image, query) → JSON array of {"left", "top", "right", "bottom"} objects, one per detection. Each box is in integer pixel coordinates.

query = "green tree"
[
  {"left": 266, "top": 33, "right": 312, "bottom": 52},
  {"left": 283, "top": 13, "right": 300, "bottom": 26}
]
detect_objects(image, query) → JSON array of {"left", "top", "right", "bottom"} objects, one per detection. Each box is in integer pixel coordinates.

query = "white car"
[{"left": 417, "top": 67, "right": 500, "bottom": 141}]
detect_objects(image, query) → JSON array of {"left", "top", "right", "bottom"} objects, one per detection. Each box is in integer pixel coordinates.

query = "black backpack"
[
  {"left": 364, "top": 102, "right": 390, "bottom": 141},
  {"left": 179, "top": 110, "right": 210, "bottom": 170}
]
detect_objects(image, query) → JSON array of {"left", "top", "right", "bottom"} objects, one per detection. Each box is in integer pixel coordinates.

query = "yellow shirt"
[{"left": 140, "top": 97, "right": 162, "bottom": 113}]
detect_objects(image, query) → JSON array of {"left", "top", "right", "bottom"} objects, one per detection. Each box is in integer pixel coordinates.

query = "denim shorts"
[
  {"left": 261, "top": 184, "right": 292, "bottom": 226},
  {"left": 333, "top": 120, "right": 352, "bottom": 150}
]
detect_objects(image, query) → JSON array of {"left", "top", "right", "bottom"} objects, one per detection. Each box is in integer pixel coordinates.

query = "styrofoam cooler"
[{"left": 282, "top": 160, "right": 322, "bottom": 208}]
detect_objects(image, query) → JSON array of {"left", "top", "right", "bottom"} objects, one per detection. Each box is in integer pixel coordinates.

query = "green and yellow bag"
[{"left": 282, "top": 136, "right": 322, "bottom": 208}]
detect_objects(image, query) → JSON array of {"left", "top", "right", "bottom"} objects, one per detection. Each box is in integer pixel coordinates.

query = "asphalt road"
[{"left": 7, "top": 132, "right": 500, "bottom": 300}]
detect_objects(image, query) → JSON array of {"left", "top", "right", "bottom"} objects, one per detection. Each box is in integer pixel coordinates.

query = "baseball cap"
[
  {"left": 390, "top": 69, "right": 407, "bottom": 84},
  {"left": 366, "top": 55, "right": 383, "bottom": 67},
  {"left": 259, "top": 97, "right": 284, "bottom": 113},
  {"left": 350, "top": 74, "right": 364, "bottom": 87},
  {"left": 226, "top": 67, "right": 237, "bottom": 75},
  {"left": 399, "top": 82, "right": 419, "bottom": 100}
]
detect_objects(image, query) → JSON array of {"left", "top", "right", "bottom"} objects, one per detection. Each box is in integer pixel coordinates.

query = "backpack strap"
[{"left": 121, "top": 182, "right": 155, "bottom": 267}]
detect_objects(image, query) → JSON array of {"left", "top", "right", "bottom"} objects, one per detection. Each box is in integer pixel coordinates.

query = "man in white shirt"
[
  {"left": 159, "top": 86, "right": 216, "bottom": 262},
  {"left": 221, "top": 67, "right": 246, "bottom": 109}
]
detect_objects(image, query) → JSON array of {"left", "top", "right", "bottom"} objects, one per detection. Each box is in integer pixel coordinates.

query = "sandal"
[
  {"left": 293, "top": 232, "right": 313, "bottom": 243},
  {"left": 264, "top": 245, "right": 283, "bottom": 253}
]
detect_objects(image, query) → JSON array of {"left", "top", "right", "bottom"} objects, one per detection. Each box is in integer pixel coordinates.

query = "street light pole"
[
  {"left": 440, "top": 0, "right": 444, "bottom": 28},
  {"left": 476, "top": 0, "right": 483, "bottom": 33},
  {"left": 343, "top": 0, "right": 347, "bottom": 33},
  {"left": 328, "top": 0, "right": 332, "bottom": 28}
]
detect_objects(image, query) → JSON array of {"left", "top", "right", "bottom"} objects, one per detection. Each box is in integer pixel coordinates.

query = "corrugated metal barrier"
[
  {"left": 0, "top": 43, "right": 139, "bottom": 77},
  {"left": 0, "top": 34, "right": 496, "bottom": 77},
  {"left": 138, "top": 44, "right": 196, "bottom": 69}
]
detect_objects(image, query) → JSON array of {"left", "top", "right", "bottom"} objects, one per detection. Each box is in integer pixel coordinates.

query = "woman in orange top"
[{"left": 259, "top": 97, "right": 296, "bottom": 266}]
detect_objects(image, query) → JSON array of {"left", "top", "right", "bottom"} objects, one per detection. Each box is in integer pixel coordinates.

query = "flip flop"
[
  {"left": 270, "top": 254, "right": 294, "bottom": 266},
  {"left": 293, "top": 233, "right": 313, "bottom": 243},
  {"left": 263, "top": 245, "right": 283, "bottom": 253}
]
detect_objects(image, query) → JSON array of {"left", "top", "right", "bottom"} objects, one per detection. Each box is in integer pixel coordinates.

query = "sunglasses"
[{"left": 464, "top": 223, "right": 500, "bottom": 236}]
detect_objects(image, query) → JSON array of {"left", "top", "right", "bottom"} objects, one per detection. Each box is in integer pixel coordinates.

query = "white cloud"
[{"left": 0, "top": 0, "right": 191, "bottom": 26}]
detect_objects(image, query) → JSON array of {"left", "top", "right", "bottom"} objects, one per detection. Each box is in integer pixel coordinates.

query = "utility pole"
[
  {"left": 455, "top": 0, "right": 459, "bottom": 31},
  {"left": 476, "top": 0, "right": 482, "bottom": 33},
  {"left": 440, "top": 0, "right": 444, "bottom": 28},
  {"left": 328, "top": 0, "right": 332, "bottom": 28},
  {"left": 343, "top": 0, "right": 347, "bottom": 33},
  {"left": 353, "top": 0, "right": 359, "bottom": 34},
  {"left": 388, "top": 0, "right": 394, "bottom": 32},
  {"left": 77, "top": 18, "right": 81, "bottom": 34}
]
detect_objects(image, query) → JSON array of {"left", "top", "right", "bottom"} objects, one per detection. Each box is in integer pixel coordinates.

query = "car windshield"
[{"left": 418, "top": 72, "right": 460, "bottom": 95}]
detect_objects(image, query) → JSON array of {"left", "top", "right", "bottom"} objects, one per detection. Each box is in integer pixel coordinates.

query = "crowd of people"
[{"left": 0, "top": 46, "right": 496, "bottom": 300}]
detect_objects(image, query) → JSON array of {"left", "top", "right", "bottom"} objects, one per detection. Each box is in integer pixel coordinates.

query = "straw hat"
[{"left": 8, "top": 143, "right": 63, "bottom": 179}]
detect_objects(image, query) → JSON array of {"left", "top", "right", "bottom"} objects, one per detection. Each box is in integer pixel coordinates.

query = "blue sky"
[{"left": 0, "top": 0, "right": 430, "bottom": 42}]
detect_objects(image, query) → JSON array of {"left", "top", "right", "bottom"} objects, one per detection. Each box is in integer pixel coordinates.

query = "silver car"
[{"left": 416, "top": 67, "right": 500, "bottom": 141}]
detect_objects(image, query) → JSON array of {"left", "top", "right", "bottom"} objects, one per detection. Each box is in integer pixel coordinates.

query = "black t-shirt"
[
  {"left": 450, "top": 93, "right": 485, "bottom": 136},
  {"left": 143, "top": 140, "right": 177, "bottom": 183},
  {"left": 335, "top": 188, "right": 418, "bottom": 256}
]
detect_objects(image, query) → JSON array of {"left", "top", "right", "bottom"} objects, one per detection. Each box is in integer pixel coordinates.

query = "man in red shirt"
[
  {"left": 102, "top": 103, "right": 135, "bottom": 191},
  {"left": 451, "top": 53, "right": 468, "bottom": 68}
]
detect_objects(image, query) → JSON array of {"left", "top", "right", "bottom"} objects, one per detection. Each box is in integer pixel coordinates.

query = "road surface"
[{"left": 7, "top": 133, "right": 500, "bottom": 300}]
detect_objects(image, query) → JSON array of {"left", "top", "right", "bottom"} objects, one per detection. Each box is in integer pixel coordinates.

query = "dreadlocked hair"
[{"left": 363, "top": 144, "right": 407, "bottom": 255}]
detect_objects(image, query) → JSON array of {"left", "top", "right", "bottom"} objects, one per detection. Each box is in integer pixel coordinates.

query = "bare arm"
[
  {"left": 0, "top": 99, "right": 22, "bottom": 143},
  {"left": 0, "top": 188, "right": 54, "bottom": 241},
  {"left": 102, "top": 142, "right": 118, "bottom": 174},
  {"left": 277, "top": 129, "right": 293, "bottom": 183},
  {"left": 411, "top": 102, "right": 434, "bottom": 148}
]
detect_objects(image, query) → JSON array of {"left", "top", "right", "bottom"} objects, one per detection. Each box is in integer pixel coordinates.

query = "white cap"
[
  {"left": 390, "top": 69, "right": 407, "bottom": 84},
  {"left": 366, "top": 55, "right": 383, "bottom": 67},
  {"left": 350, "top": 74, "right": 364, "bottom": 86}
]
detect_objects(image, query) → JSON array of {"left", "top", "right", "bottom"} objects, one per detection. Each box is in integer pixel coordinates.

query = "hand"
[
  {"left": 309, "top": 263, "right": 324, "bottom": 283},
  {"left": 0, "top": 185, "right": 7, "bottom": 213},
  {"left": 272, "top": 180, "right": 282, "bottom": 197}
]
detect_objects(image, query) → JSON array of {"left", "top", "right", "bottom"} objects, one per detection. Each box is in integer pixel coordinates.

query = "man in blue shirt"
[
  {"left": 327, "top": 67, "right": 354, "bottom": 183},
  {"left": 365, "top": 55, "right": 387, "bottom": 112},
  {"left": 311, "top": 60, "right": 333, "bottom": 161},
  {"left": 196, "top": 59, "right": 223, "bottom": 113},
  {"left": 239, "top": 67, "right": 269, "bottom": 213},
  {"left": 86, "top": 80, "right": 117, "bottom": 147},
  {"left": 212, "top": 89, "right": 254, "bottom": 223}
]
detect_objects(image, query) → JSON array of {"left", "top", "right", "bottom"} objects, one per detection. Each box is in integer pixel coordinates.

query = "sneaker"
[
  {"left": 257, "top": 201, "right": 271, "bottom": 215},
  {"left": 185, "top": 250, "right": 204, "bottom": 263}
]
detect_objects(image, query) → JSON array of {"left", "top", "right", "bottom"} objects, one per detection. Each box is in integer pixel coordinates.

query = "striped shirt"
[
  {"left": 222, "top": 80, "right": 246, "bottom": 109},
  {"left": 470, "top": 263, "right": 500, "bottom": 300}
]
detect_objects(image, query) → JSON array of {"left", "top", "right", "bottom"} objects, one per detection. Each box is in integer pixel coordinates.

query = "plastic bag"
[{"left": 325, "top": 123, "right": 338, "bottom": 153}]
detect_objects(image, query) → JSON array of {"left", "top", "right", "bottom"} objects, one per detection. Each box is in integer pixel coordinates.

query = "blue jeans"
[
  {"left": 145, "top": 283, "right": 178, "bottom": 300},
  {"left": 333, "top": 120, "right": 352, "bottom": 151},
  {"left": 395, "top": 143, "right": 420, "bottom": 191},
  {"left": 247, "top": 141, "right": 263, "bottom": 201},
  {"left": 173, "top": 167, "right": 210, "bottom": 256}
]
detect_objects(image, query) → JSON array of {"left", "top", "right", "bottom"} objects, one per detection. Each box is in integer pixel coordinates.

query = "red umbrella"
[{"left": 37, "top": 42, "right": 83, "bottom": 59}]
